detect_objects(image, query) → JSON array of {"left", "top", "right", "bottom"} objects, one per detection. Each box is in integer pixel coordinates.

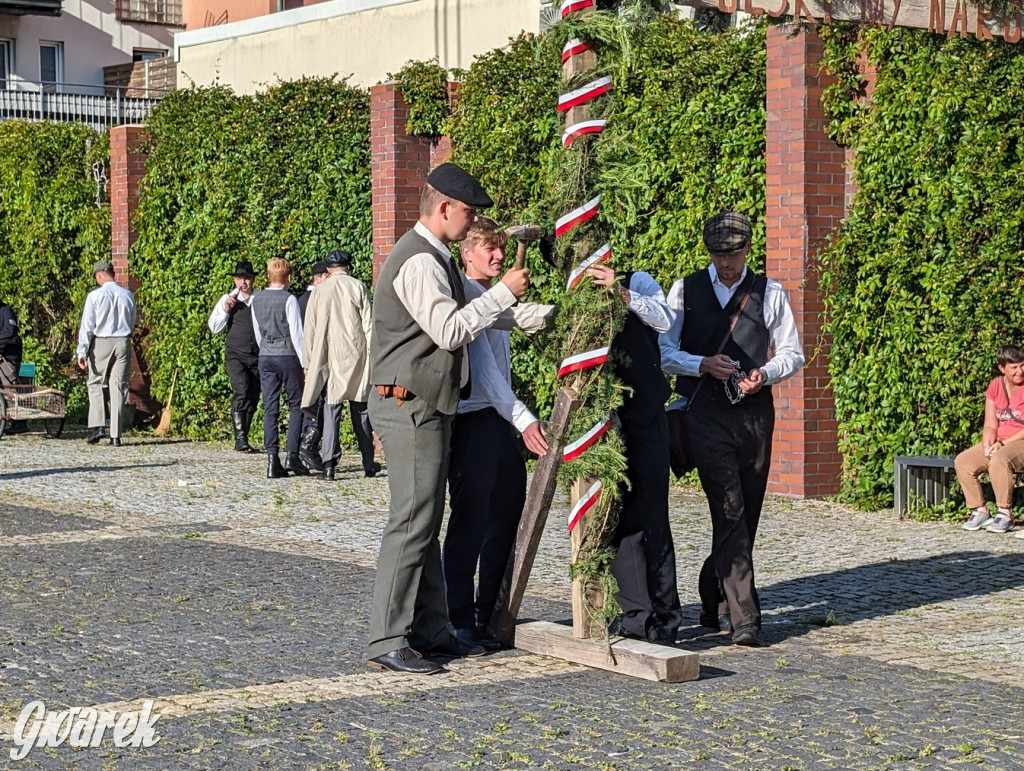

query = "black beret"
[
  {"left": 426, "top": 162, "right": 494, "bottom": 209},
  {"left": 310, "top": 260, "right": 328, "bottom": 276},
  {"left": 324, "top": 250, "right": 352, "bottom": 269},
  {"left": 703, "top": 211, "right": 752, "bottom": 255}
]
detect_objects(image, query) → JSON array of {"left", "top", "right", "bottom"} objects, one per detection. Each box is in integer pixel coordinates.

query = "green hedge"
[
  {"left": 132, "top": 79, "right": 372, "bottom": 438},
  {"left": 443, "top": 17, "right": 767, "bottom": 414},
  {"left": 0, "top": 121, "right": 110, "bottom": 419},
  {"left": 820, "top": 25, "right": 1024, "bottom": 507}
]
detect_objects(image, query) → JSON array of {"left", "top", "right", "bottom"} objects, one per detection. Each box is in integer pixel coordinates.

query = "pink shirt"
[{"left": 986, "top": 377, "right": 1024, "bottom": 440}]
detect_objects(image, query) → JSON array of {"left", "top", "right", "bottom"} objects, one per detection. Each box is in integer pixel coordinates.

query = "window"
[
  {"left": 115, "top": 0, "right": 183, "bottom": 26},
  {"left": 132, "top": 48, "right": 166, "bottom": 62},
  {"left": 0, "top": 40, "right": 12, "bottom": 90},
  {"left": 39, "top": 42, "right": 63, "bottom": 89}
]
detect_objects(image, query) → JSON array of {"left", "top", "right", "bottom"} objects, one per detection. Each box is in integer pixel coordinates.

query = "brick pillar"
[
  {"left": 764, "top": 25, "right": 845, "bottom": 498},
  {"left": 369, "top": 81, "right": 457, "bottom": 285},
  {"left": 109, "top": 124, "right": 159, "bottom": 419}
]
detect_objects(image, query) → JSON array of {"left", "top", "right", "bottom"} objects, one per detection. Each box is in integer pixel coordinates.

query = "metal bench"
[{"left": 894, "top": 455, "right": 957, "bottom": 520}]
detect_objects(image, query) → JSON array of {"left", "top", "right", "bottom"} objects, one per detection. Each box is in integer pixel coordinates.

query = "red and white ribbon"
[
  {"left": 555, "top": 195, "right": 601, "bottom": 237},
  {"left": 568, "top": 479, "right": 603, "bottom": 532},
  {"left": 559, "top": 0, "right": 594, "bottom": 18},
  {"left": 562, "top": 38, "right": 593, "bottom": 63},
  {"left": 562, "top": 119, "right": 607, "bottom": 147},
  {"left": 566, "top": 243, "right": 611, "bottom": 289},
  {"left": 563, "top": 417, "right": 611, "bottom": 463},
  {"left": 557, "top": 76, "right": 613, "bottom": 113},
  {"left": 558, "top": 346, "right": 609, "bottom": 378}
]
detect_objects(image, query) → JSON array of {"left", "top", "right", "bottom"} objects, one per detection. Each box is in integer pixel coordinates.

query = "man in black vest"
[
  {"left": 366, "top": 163, "right": 530, "bottom": 674},
  {"left": 588, "top": 264, "right": 683, "bottom": 646},
  {"left": 660, "top": 212, "right": 804, "bottom": 647},
  {"left": 208, "top": 261, "right": 261, "bottom": 452}
]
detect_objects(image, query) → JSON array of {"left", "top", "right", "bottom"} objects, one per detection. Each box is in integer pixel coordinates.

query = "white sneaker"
[
  {"left": 986, "top": 513, "right": 1014, "bottom": 533},
  {"left": 963, "top": 510, "right": 992, "bottom": 531}
]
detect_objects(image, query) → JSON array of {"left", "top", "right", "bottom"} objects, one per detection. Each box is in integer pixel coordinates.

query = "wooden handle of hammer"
[{"left": 514, "top": 240, "right": 527, "bottom": 270}]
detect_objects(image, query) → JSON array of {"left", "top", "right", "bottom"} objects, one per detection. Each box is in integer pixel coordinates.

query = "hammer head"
[{"left": 506, "top": 224, "right": 545, "bottom": 242}]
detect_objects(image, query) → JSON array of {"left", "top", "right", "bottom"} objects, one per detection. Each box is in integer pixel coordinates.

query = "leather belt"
[{"left": 376, "top": 384, "right": 414, "bottom": 406}]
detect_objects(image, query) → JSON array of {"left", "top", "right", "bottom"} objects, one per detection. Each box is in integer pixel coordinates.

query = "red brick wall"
[
  {"left": 764, "top": 25, "right": 845, "bottom": 498},
  {"left": 369, "top": 81, "right": 455, "bottom": 284},
  {"left": 109, "top": 125, "right": 159, "bottom": 418}
]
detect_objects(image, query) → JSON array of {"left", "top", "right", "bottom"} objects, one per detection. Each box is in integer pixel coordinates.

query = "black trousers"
[
  {"left": 610, "top": 408, "right": 683, "bottom": 641},
  {"left": 688, "top": 390, "right": 774, "bottom": 633},
  {"left": 225, "top": 349, "right": 260, "bottom": 416},
  {"left": 443, "top": 408, "right": 526, "bottom": 632},
  {"left": 258, "top": 355, "right": 304, "bottom": 455}
]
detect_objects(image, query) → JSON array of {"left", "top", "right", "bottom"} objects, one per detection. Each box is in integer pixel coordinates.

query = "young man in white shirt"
[
  {"left": 76, "top": 260, "right": 136, "bottom": 446},
  {"left": 659, "top": 211, "right": 804, "bottom": 647},
  {"left": 443, "top": 219, "right": 554, "bottom": 650}
]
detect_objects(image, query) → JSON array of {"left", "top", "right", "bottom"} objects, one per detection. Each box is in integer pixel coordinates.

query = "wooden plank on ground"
[
  {"left": 487, "top": 387, "right": 579, "bottom": 646},
  {"left": 515, "top": 620, "right": 700, "bottom": 683}
]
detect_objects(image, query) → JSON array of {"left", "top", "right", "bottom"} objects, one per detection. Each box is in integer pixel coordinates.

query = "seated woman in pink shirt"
[{"left": 955, "top": 345, "right": 1024, "bottom": 534}]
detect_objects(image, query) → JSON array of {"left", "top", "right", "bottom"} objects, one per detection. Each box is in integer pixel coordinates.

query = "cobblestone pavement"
[{"left": 2, "top": 431, "right": 1024, "bottom": 769}]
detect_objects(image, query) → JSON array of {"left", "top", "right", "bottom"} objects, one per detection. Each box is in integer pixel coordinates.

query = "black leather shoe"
[
  {"left": 453, "top": 627, "right": 502, "bottom": 652},
  {"left": 367, "top": 647, "right": 444, "bottom": 675},
  {"left": 267, "top": 453, "right": 287, "bottom": 479},
  {"left": 298, "top": 426, "right": 324, "bottom": 473},
  {"left": 232, "top": 411, "right": 256, "bottom": 452},
  {"left": 699, "top": 613, "right": 731, "bottom": 633},
  {"left": 364, "top": 461, "right": 382, "bottom": 478},
  {"left": 732, "top": 626, "right": 762, "bottom": 647},
  {"left": 87, "top": 427, "right": 105, "bottom": 445},
  {"left": 320, "top": 462, "right": 336, "bottom": 481},
  {"left": 110, "top": 437, "right": 121, "bottom": 447},
  {"left": 284, "top": 453, "right": 309, "bottom": 476},
  {"left": 423, "top": 635, "right": 486, "bottom": 658}
]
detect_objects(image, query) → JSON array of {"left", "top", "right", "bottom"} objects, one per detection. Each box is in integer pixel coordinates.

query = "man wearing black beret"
[
  {"left": 660, "top": 211, "right": 804, "bottom": 647},
  {"left": 366, "top": 162, "right": 531, "bottom": 674}
]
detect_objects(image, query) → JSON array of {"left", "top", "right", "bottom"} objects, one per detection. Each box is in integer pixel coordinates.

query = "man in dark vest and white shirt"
[
  {"left": 660, "top": 211, "right": 804, "bottom": 647},
  {"left": 208, "top": 261, "right": 261, "bottom": 452},
  {"left": 366, "top": 163, "right": 530, "bottom": 675}
]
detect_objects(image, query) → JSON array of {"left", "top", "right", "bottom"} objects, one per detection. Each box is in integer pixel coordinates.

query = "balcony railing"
[
  {"left": 115, "top": 0, "right": 182, "bottom": 25},
  {"left": 0, "top": 0, "right": 62, "bottom": 16},
  {"left": 0, "top": 82, "right": 167, "bottom": 132}
]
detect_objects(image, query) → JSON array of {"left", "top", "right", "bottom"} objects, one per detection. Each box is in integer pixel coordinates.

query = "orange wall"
[{"left": 184, "top": 0, "right": 332, "bottom": 31}]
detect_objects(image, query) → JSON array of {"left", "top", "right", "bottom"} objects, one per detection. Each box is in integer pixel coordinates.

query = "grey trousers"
[
  {"left": 321, "top": 400, "right": 376, "bottom": 470},
  {"left": 88, "top": 336, "right": 131, "bottom": 437},
  {"left": 366, "top": 394, "right": 454, "bottom": 659}
]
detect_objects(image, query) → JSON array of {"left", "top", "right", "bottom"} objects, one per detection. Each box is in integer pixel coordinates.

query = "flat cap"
[
  {"left": 92, "top": 260, "right": 114, "bottom": 275},
  {"left": 427, "top": 162, "right": 493, "bottom": 209},
  {"left": 324, "top": 250, "right": 352, "bottom": 269},
  {"left": 703, "top": 211, "right": 752, "bottom": 255},
  {"left": 311, "top": 260, "right": 328, "bottom": 276}
]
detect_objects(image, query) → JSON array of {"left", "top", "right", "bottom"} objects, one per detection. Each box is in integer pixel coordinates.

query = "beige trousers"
[
  {"left": 954, "top": 440, "right": 1024, "bottom": 509},
  {"left": 88, "top": 336, "right": 132, "bottom": 438}
]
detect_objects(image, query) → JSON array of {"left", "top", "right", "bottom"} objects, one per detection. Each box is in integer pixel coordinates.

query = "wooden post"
[
  {"left": 487, "top": 387, "right": 579, "bottom": 646},
  {"left": 570, "top": 479, "right": 604, "bottom": 638}
]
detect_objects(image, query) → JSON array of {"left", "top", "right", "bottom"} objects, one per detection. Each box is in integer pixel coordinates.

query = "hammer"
[{"left": 506, "top": 224, "right": 545, "bottom": 270}]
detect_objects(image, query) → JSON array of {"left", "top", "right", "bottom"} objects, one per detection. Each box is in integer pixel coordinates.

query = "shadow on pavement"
[{"left": 0, "top": 462, "right": 176, "bottom": 481}]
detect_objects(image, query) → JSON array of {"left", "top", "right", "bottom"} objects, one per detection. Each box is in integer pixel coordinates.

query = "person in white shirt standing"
[
  {"left": 77, "top": 260, "right": 137, "bottom": 446},
  {"left": 443, "top": 218, "right": 554, "bottom": 651},
  {"left": 660, "top": 211, "right": 804, "bottom": 647},
  {"left": 250, "top": 258, "right": 306, "bottom": 479}
]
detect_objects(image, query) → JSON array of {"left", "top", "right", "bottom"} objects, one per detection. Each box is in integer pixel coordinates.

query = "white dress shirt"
[
  {"left": 207, "top": 290, "right": 255, "bottom": 334},
  {"left": 251, "top": 288, "right": 305, "bottom": 367},
  {"left": 76, "top": 281, "right": 137, "bottom": 358},
  {"left": 659, "top": 265, "right": 804, "bottom": 384},
  {"left": 393, "top": 221, "right": 519, "bottom": 385},
  {"left": 625, "top": 272, "right": 675, "bottom": 333},
  {"left": 458, "top": 277, "right": 554, "bottom": 432}
]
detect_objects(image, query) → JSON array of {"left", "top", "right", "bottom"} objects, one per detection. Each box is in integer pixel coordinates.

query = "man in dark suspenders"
[
  {"left": 208, "top": 261, "right": 261, "bottom": 452},
  {"left": 660, "top": 212, "right": 804, "bottom": 647}
]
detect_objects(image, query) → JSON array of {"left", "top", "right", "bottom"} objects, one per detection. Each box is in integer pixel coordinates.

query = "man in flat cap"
[
  {"left": 208, "top": 261, "right": 261, "bottom": 452},
  {"left": 660, "top": 211, "right": 804, "bottom": 647},
  {"left": 301, "top": 249, "right": 378, "bottom": 480},
  {"left": 77, "top": 260, "right": 137, "bottom": 446},
  {"left": 366, "top": 162, "right": 530, "bottom": 674},
  {"left": 295, "top": 259, "right": 330, "bottom": 472}
]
